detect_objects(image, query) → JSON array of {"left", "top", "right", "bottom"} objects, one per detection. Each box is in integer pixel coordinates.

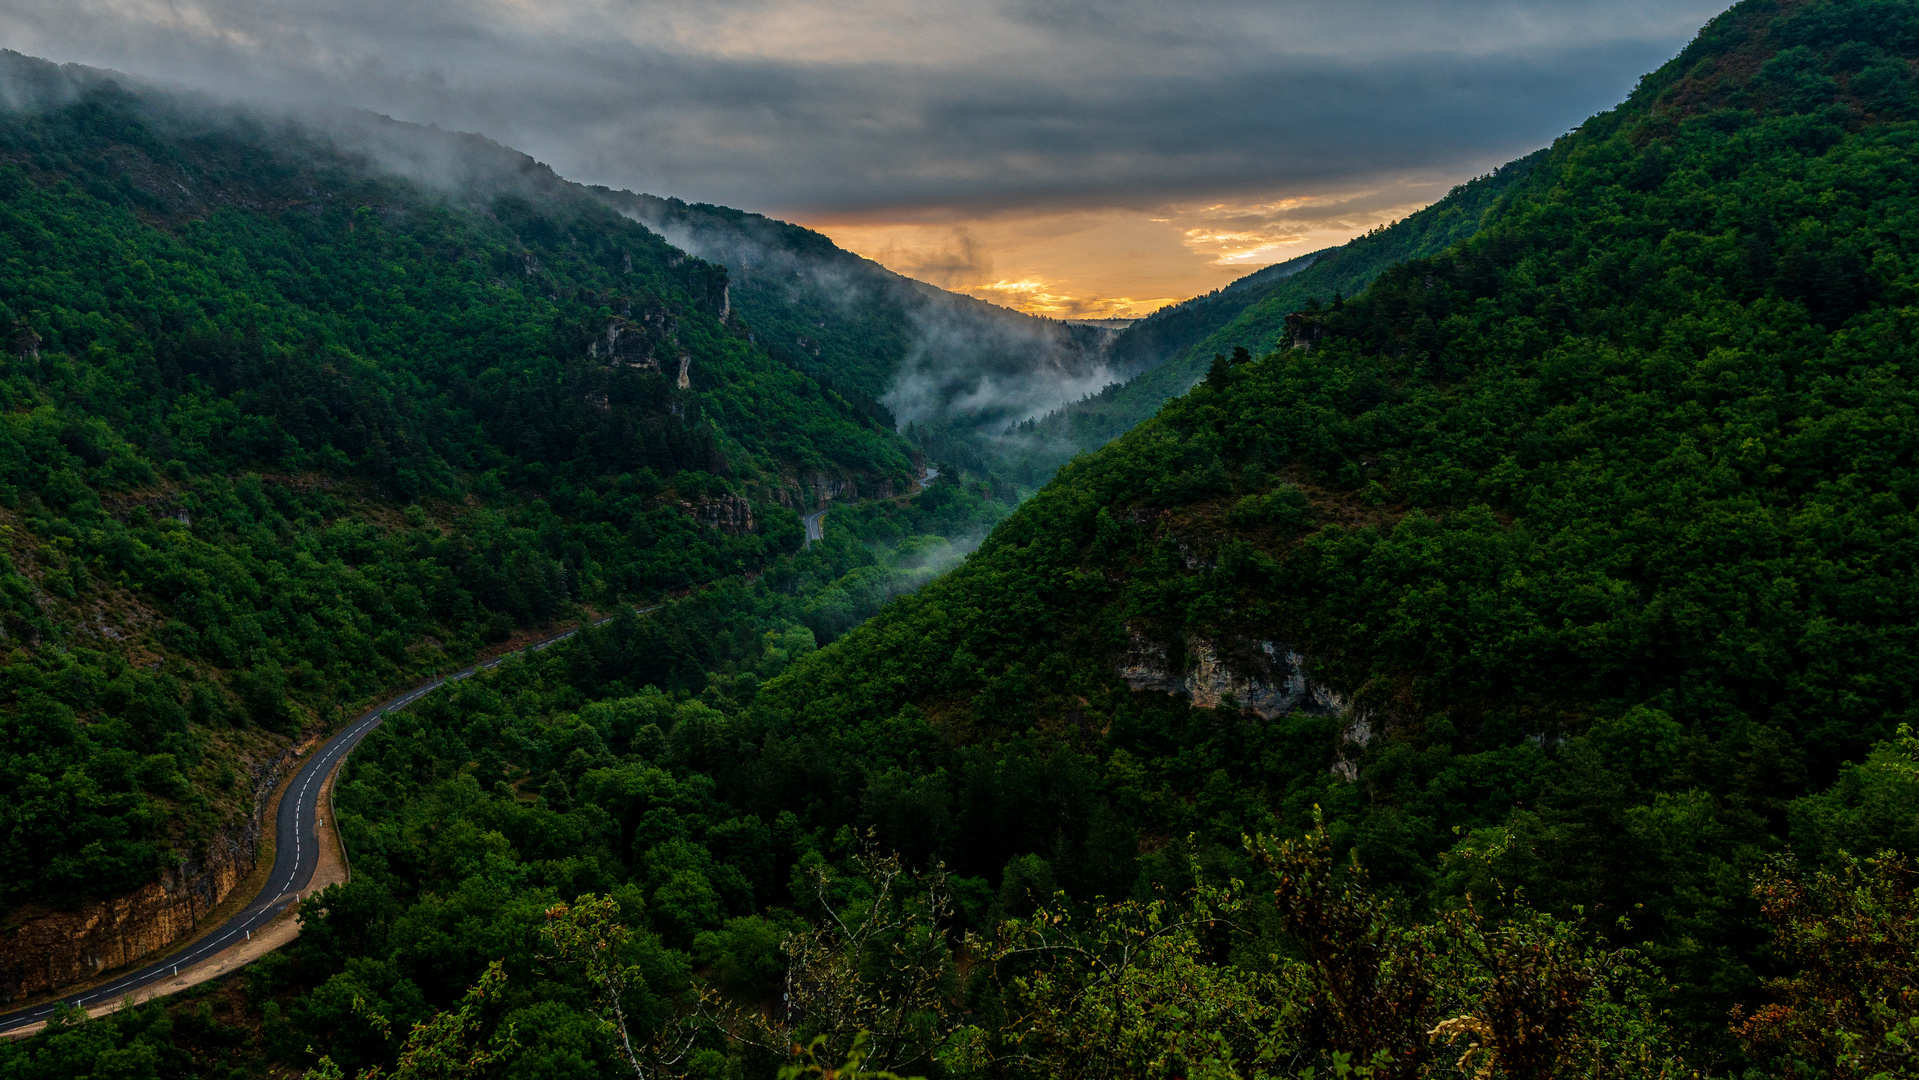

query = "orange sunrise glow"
[{"left": 800, "top": 179, "right": 1456, "bottom": 320}]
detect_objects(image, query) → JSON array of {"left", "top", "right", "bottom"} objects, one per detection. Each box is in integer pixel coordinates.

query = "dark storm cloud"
[{"left": 0, "top": 0, "right": 1725, "bottom": 214}]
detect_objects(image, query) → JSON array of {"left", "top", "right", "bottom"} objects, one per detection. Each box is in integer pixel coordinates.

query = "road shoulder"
[{"left": 0, "top": 752, "right": 354, "bottom": 1039}]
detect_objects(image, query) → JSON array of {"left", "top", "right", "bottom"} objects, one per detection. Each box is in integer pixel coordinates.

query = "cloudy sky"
[{"left": 2, "top": 0, "right": 1726, "bottom": 317}]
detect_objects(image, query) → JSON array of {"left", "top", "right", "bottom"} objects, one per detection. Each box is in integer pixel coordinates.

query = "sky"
[{"left": 0, "top": 0, "right": 1728, "bottom": 318}]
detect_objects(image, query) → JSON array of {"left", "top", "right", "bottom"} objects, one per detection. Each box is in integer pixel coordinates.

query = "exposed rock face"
[
  {"left": 694, "top": 494, "right": 755, "bottom": 535},
  {"left": 589, "top": 304, "right": 679, "bottom": 373},
  {"left": 1117, "top": 629, "right": 1379, "bottom": 779},
  {"left": 1172, "top": 536, "right": 1213, "bottom": 571},
  {"left": 1116, "top": 630, "right": 1183, "bottom": 696},
  {"left": 1330, "top": 714, "right": 1376, "bottom": 782},
  {"left": 0, "top": 739, "right": 303, "bottom": 1005},
  {"left": 1118, "top": 629, "right": 1346, "bottom": 721},
  {"left": 810, "top": 474, "right": 853, "bottom": 504}
]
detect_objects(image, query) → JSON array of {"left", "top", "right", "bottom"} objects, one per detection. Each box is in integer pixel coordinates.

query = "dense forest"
[
  {"left": 0, "top": 51, "right": 974, "bottom": 916},
  {"left": 594, "top": 190, "right": 1121, "bottom": 484},
  {"left": 9, "top": 0, "right": 1919, "bottom": 1077},
  {"left": 757, "top": 0, "right": 1919, "bottom": 1066},
  {"left": 997, "top": 152, "right": 1547, "bottom": 486}
]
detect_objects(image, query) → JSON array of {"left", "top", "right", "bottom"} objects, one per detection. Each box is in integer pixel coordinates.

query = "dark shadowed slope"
[
  {"left": 999, "top": 152, "right": 1544, "bottom": 483},
  {"left": 596, "top": 191, "right": 1122, "bottom": 474},
  {"left": 756, "top": 0, "right": 1919, "bottom": 1051}
]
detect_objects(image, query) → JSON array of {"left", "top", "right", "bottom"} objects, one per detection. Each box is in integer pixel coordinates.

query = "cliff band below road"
[
  {"left": 0, "top": 753, "right": 353, "bottom": 1039},
  {"left": 0, "top": 610, "right": 646, "bottom": 1036},
  {"left": 0, "top": 735, "right": 313, "bottom": 1005}
]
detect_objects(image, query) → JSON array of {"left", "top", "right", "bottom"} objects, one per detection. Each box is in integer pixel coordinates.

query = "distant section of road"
[
  {"left": 0, "top": 611, "right": 643, "bottom": 1036},
  {"left": 803, "top": 467, "right": 938, "bottom": 549},
  {"left": 2, "top": 467, "right": 950, "bottom": 1031}
]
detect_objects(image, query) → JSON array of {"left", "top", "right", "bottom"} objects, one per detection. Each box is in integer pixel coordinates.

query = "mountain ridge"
[
  {"left": 997, "top": 153, "right": 1546, "bottom": 484},
  {"left": 751, "top": 0, "right": 1919, "bottom": 1052},
  {"left": 0, "top": 45, "right": 1000, "bottom": 945}
]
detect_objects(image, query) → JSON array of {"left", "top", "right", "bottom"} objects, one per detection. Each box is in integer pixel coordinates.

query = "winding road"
[
  {"left": 0, "top": 614, "right": 631, "bottom": 1035},
  {"left": 1, "top": 465, "right": 948, "bottom": 1032},
  {"left": 802, "top": 467, "right": 937, "bottom": 549}
]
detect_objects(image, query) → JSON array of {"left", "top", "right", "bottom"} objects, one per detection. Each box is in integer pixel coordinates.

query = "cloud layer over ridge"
[{"left": 0, "top": 0, "right": 1728, "bottom": 313}]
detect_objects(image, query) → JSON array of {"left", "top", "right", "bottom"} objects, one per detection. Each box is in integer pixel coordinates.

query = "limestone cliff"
[
  {"left": 693, "top": 493, "right": 756, "bottom": 536},
  {"left": 0, "top": 736, "right": 304, "bottom": 1005},
  {"left": 1117, "top": 628, "right": 1374, "bottom": 777},
  {"left": 589, "top": 302, "right": 681, "bottom": 373},
  {"left": 1117, "top": 629, "right": 1345, "bottom": 719}
]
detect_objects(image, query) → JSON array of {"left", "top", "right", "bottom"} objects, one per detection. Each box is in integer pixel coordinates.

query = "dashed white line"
[{"left": 0, "top": 608, "right": 659, "bottom": 1033}]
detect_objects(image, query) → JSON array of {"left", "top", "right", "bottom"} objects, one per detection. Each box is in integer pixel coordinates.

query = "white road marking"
[{"left": 0, "top": 608, "right": 657, "bottom": 1032}]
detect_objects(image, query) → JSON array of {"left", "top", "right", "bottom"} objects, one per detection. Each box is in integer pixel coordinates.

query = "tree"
[
  {"left": 777, "top": 1031, "right": 921, "bottom": 1080},
  {"left": 541, "top": 895, "right": 705, "bottom": 1080},
  {"left": 1735, "top": 853, "right": 1919, "bottom": 1078},
  {"left": 732, "top": 842, "right": 959, "bottom": 1076},
  {"left": 952, "top": 858, "right": 1300, "bottom": 1080},
  {"left": 1249, "top": 817, "right": 1439, "bottom": 1078},
  {"left": 1251, "top": 813, "right": 1683, "bottom": 1080},
  {"left": 302, "top": 960, "right": 518, "bottom": 1080}
]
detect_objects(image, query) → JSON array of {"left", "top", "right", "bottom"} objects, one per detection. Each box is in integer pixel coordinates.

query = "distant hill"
[
  {"left": 1097, "top": 246, "right": 1328, "bottom": 382},
  {"left": 596, "top": 191, "right": 1122, "bottom": 475},
  {"left": 1000, "top": 155, "right": 1543, "bottom": 482},
  {"left": 759, "top": 0, "right": 1919, "bottom": 1055}
]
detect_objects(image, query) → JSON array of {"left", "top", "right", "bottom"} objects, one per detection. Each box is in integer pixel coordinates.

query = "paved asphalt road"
[
  {"left": 0, "top": 614, "right": 636, "bottom": 1034},
  {"left": 802, "top": 468, "right": 936, "bottom": 550},
  {"left": 0, "top": 466, "right": 953, "bottom": 1029}
]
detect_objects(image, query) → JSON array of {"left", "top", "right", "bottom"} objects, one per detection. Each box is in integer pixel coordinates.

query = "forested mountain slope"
[
  {"left": 1000, "top": 154, "right": 1543, "bottom": 482},
  {"left": 0, "top": 51, "right": 934, "bottom": 919},
  {"left": 757, "top": 0, "right": 1919, "bottom": 1054},
  {"left": 596, "top": 191, "right": 1120, "bottom": 477},
  {"left": 1094, "top": 247, "right": 1327, "bottom": 382},
  {"left": 13, "top": 1, "right": 1919, "bottom": 1077}
]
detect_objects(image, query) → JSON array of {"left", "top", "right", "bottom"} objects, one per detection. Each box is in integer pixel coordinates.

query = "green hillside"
[
  {"left": 1094, "top": 246, "right": 1328, "bottom": 382},
  {"left": 758, "top": 0, "right": 1919, "bottom": 1059},
  {"left": 14, "top": 0, "right": 1919, "bottom": 1077},
  {"left": 0, "top": 53, "right": 947, "bottom": 913},
  {"left": 596, "top": 191, "right": 1119, "bottom": 478},
  {"left": 1002, "top": 153, "right": 1543, "bottom": 483}
]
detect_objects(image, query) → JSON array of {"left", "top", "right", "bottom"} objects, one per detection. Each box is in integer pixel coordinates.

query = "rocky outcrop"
[
  {"left": 10, "top": 325, "right": 39, "bottom": 360},
  {"left": 1116, "top": 629, "right": 1183, "bottom": 696},
  {"left": 1330, "top": 713, "right": 1376, "bottom": 783},
  {"left": 0, "top": 737, "right": 304, "bottom": 1005},
  {"left": 1118, "top": 629, "right": 1346, "bottom": 720},
  {"left": 1117, "top": 629, "right": 1382, "bottom": 779},
  {"left": 693, "top": 494, "right": 755, "bottom": 535},
  {"left": 590, "top": 302, "right": 681, "bottom": 374},
  {"left": 810, "top": 474, "right": 854, "bottom": 505}
]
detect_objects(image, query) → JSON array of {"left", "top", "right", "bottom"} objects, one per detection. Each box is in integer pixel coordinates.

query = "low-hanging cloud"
[
  {"left": 0, "top": 0, "right": 1725, "bottom": 218},
  {"left": 602, "top": 187, "right": 1121, "bottom": 443},
  {"left": 880, "top": 300, "right": 1121, "bottom": 430},
  {"left": 871, "top": 228, "right": 992, "bottom": 291}
]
